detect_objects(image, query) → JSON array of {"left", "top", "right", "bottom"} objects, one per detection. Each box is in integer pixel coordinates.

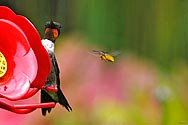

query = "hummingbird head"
[{"left": 44, "top": 20, "right": 61, "bottom": 43}]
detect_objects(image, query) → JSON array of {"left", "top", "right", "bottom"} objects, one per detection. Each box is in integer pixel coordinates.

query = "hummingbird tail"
[
  {"left": 41, "top": 90, "right": 54, "bottom": 116},
  {"left": 57, "top": 86, "right": 72, "bottom": 112}
]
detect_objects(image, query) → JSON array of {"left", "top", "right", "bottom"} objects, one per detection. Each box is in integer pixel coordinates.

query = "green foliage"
[{"left": 2, "top": 0, "right": 188, "bottom": 68}]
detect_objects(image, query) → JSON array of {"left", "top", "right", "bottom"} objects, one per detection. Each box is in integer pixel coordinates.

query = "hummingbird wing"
[
  {"left": 52, "top": 54, "right": 72, "bottom": 112},
  {"left": 52, "top": 53, "right": 60, "bottom": 86},
  {"left": 41, "top": 52, "right": 57, "bottom": 116},
  {"left": 41, "top": 53, "right": 72, "bottom": 116}
]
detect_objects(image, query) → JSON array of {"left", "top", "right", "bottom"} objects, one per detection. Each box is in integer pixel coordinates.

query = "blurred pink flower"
[
  {"left": 25, "top": 36, "right": 161, "bottom": 125},
  {"left": 56, "top": 37, "right": 158, "bottom": 109}
]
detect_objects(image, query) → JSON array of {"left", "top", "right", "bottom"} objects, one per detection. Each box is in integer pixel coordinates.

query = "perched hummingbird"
[{"left": 41, "top": 20, "right": 72, "bottom": 116}]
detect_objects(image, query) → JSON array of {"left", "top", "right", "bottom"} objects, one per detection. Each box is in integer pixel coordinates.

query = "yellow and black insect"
[{"left": 91, "top": 50, "right": 120, "bottom": 62}]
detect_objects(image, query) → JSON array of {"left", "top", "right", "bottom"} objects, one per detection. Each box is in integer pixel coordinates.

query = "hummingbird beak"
[{"left": 50, "top": 18, "right": 54, "bottom": 26}]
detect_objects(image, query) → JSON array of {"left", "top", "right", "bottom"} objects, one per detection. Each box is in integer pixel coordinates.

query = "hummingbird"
[{"left": 41, "top": 20, "right": 72, "bottom": 116}]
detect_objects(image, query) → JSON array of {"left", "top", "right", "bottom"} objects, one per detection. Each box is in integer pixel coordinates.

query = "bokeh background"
[{"left": 0, "top": 0, "right": 188, "bottom": 125}]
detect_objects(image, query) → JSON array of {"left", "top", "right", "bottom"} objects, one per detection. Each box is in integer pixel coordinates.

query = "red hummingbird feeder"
[{"left": 0, "top": 6, "right": 57, "bottom": 114}]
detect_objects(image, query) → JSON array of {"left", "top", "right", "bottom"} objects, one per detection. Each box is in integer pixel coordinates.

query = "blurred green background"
[{"left": 0, "top": 0, "right": 188, "bottom": 125}]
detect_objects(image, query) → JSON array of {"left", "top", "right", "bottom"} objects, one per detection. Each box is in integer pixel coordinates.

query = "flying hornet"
[{"left": 91, "top": 50, "right": 120, "bottom": 62}]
